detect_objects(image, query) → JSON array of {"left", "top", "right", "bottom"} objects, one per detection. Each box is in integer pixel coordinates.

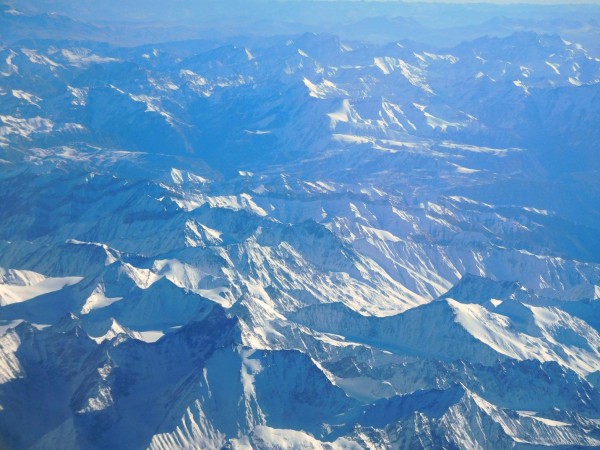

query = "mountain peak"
[{"left": 440, "top": 273, "right": 532, "bottom": 305}]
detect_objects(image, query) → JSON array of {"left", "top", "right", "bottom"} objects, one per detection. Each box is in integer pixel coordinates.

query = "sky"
[{"left": 320, "top": 0, "right": 600, "bottom": 3}]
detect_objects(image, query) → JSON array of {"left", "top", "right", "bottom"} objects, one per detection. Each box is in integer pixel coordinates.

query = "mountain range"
[{"left": 1, "top": 2, "right": 600, "bottom": 449}]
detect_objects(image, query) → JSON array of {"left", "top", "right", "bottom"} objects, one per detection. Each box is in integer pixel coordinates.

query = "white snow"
[
  {"left": 12, "top": 89, "right": 41, "bottom": 106},
  {"left": 0, "top": 268, "right": 82, "bottom": 306}
]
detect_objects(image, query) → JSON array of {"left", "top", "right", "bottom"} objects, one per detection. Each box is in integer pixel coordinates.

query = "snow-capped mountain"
[{"left": 1, "top": 3, "right": 600, "bottom": 449}]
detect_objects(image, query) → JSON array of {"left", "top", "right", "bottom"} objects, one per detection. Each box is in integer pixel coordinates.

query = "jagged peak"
[
  {"left": 167, "top": 304, "right": 243, "bottom": 348},
  {"left": 85, "top": 317, "right": 142, "bottom": 343},
  {"left": 440, "top": 273, "right": 533, "bottom": 305},
  {"left": 48, "top": 312, "right": 81, "bottom": 333},
  {"left": 360, "top": 384, "right": 468, "bottom": 428}
]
